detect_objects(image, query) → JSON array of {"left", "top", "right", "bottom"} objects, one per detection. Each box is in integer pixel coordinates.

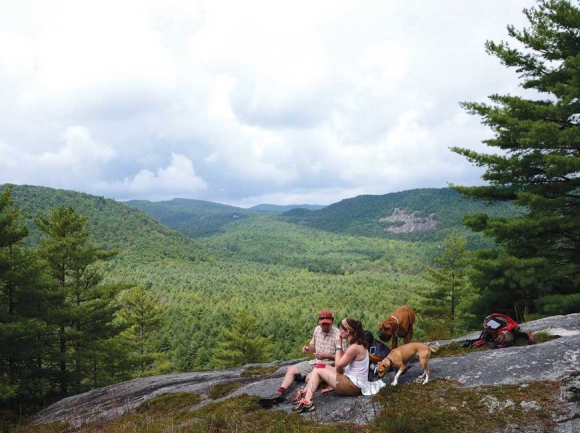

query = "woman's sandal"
[
  {"left": 293, "top": 389, "right": 306, "bottom": 403},
  {"left": 293, "top": 398, "right": 316, "bottom": 413}
]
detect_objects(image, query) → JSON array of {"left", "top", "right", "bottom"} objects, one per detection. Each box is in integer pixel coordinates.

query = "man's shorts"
[
  {"left": 294, "top": 361, "right": 315, "bottom": 378},
  {"left": 335, "top": 373, "right": 361, "bottom": 396}
]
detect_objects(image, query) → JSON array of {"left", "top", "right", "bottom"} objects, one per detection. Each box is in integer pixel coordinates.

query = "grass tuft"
[
  {"left": 208, "top": 381, "right": 243, "bottom": 399},
  {"left": 135, "top": 391, "right": 201, "bottom": 414},
  {"left": 241, "top": 365, "right": 279, "bottom": 378},
  {"left": 530, "top": 331, "right": 559, "bottom": 344},
  {"left": 429, "top": 341, "right": 490, "bottom": 358},
  {"left": 20, "top": 421, "right": 69, "bottom": 432}
]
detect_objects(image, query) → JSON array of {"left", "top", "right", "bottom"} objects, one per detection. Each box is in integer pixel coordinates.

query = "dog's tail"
[{"left": 428, "top": 342, "right": 440, "bottom": 353}]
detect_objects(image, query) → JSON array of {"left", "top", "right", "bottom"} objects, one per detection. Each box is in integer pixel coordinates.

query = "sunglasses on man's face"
[{"left": 319, "top": 316, "right": 333, "bottom": 321}]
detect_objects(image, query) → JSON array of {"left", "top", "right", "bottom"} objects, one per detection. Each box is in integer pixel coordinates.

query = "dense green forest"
[
  {"left": 1, "top": 184, "right": 451, "bottom": 381},
  {"left": 199, "top": 217, "right": 436, "bottom": 274},
  {"left": 126, "top": 187, "right": 524, "bottom": 243},
  {"left": 125, "top": 199, "right": 326, "bottom": 239},
  {"left": 1, "top": 187, "right": 139, "bottom": 412},
  {"left": 250, "top": 203, "right": 326, "bottom": 212},
  {"left": 125, "top": 198, "right": 261, "bottom": 238},
  {"left": 106, "top": 260, "right": 427, "bottom": 371},
  {"left": 4, "top": 185, "right": 206, "bottom": 264}
]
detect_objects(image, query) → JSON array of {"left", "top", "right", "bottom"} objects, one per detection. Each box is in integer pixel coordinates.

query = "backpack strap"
[{"left": 518, "top": 330, "right": 535, "bottom": 345}]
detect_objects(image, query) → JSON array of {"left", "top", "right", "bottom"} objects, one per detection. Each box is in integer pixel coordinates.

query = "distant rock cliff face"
[
  {"left": 32, "top": 314, "right": 580, "bottom": 431},
  {"left": 379, "top": 208, "right": 437, "bottom": 233}
]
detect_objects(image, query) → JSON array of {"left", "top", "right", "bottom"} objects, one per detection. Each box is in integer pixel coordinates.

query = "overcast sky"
[{"left": 0, "top": 0, "right": 538, "bottom": 207}]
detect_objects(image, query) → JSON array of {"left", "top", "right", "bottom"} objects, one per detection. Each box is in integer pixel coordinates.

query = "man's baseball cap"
[{"left": 318, "top": 310, "right": 334, "bottom": 324}]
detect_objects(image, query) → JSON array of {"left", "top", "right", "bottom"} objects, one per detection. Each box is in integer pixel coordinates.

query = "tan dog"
[
  {"left": 377, "top": 342, "right": 439, "bottom": 386},
  {"left": 379, "top": 305, "right": 416, "bottom": 349}
]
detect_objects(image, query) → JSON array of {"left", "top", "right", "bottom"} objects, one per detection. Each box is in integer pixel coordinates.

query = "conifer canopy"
[{"left": 451, "top": 0, "right": 580, "bottom": 317}]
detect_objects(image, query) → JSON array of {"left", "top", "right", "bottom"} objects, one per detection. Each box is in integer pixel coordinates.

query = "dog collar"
[{"left": 389, "top": 315, "right": 399, "bottom": 324}]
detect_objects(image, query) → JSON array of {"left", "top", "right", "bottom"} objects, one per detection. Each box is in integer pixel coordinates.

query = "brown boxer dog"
[
  {"left": 379, "top": 305, "right": 416, "bottom": 349},
  {"left": 377, "top": 342, "right": 439, "bottom": 385}
]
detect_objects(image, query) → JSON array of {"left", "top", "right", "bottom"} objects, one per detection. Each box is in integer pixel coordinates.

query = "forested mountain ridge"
[
  {"left": 0, "top": 184, "right": 207, "bottom": 264},
  {"left": 250, "top": 203, "right": 326, "bottom": 212},
  {"left": 280, "top": 188, "right": 524, "bottom": 242},
  {"left": 125, "top": 198, "right": 325, "bottom": 238},
  {"left": 1, "top": 184, "right": 521, "bottom": 266},
  {"left": 126, "top": 187, "right": 522, "bottom": 243},
  {"left": 125, "top": 197, "right": 261, "bottom": 238}
]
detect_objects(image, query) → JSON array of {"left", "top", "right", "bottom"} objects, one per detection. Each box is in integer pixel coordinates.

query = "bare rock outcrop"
[
  {"left": 379, "top": 208, "right": 437, "bottom": 233},
  {"left": 32, "top": 314, "right": 580, "bottom": 430}
]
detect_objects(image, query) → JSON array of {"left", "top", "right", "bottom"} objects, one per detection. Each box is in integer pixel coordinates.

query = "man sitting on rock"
[{"left": 259, "top": 309, "right": 340, "bottom": 406}]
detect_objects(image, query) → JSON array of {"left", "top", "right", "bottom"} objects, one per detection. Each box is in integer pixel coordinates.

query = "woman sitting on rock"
[{"left": 293, "top": 317, "right": 385, "bottom": 413}]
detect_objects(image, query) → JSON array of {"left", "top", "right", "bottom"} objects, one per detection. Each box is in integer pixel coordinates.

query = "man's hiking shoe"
[
  {"left": 293, "top": 389, "right": 306, "bottom": 403},
  {"left": 293, "top": 398, "right": 315, "bottom": 413},
  {"left": 259, "top": 393, "right": 285, "bottom": 407}
]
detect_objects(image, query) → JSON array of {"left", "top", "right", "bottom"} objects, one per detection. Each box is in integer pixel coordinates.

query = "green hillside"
[
  {"left": 199, "top": 216, "right": 436, "bottom": 274},
  {"left": 250, "top": 203, "right": 326, "bottom": 212},
  {"left": 125, "top": 188, "right": 522, "bottom": 247},
  {"left": 104, "top": 214, "right": 440, "bottom": 371},
  {"left": 1, "top": 184, "right": 206, "bottom": 264},
  {"left": 280, "top": 188, "right": 524, "bottom": 243},
  {"left": 125, "top": 198, "right": 260, "bottom": 238}
]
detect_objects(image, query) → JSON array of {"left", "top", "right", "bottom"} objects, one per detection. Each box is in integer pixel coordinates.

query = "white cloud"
[
  {"left": 57, "top": 126, "right": 116, "bottom": 168},
  {"left": 0, "top": 125, "right": 115, "bottom": 186},
  {"left": 12, "top": 0, "right": 179, "bottom": 119},
  {"left": 208, "top": 74, "right": 237, "bottom": 120},
  {"left": 99, "top": 153, "right": 207, "bottom": 201},
  {"left": 0, "top": 0, "right": 539, "bottom": 206},
  {"left": 360, "top": 40, "right": 409, "bottom": 86}
]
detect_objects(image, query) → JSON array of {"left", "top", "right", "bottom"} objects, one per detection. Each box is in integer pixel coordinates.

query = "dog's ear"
[
  {"left": 380, "top": 322, "right": 391, "bottom": 334},
  {"left": 377, "top": 364, "right": 385, "bottom": 378},
  {"left": 377, "top": 359, "right": 390, "bottom": 378}
]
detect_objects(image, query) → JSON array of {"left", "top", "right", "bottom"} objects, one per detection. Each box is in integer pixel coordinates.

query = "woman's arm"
[{"left": 334, "top": 345, "right": 358, "bottom": 373}]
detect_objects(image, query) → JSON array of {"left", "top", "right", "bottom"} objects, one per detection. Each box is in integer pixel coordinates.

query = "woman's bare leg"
[{"left": 304, "top": 368, "right": 338, "bottom": 401}]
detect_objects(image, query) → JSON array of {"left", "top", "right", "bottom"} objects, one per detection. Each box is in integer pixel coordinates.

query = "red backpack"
[{"left": 470, "top": 313, "right": 534, "bottom": 349}]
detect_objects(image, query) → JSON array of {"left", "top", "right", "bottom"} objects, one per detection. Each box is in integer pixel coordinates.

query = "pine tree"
[
  {"left": 0, "top": 185, "right": 28, "bottom": 402},
  {"left": 211, "top": 311, "right": 273, "bottom": 368},
  {"left": 35, "top": 206, "right": 125, "bottom": 395},
  {"left": 0, "top": 186, "right": 55, "bottom": 404},
  {"left": 118, "top": 285, "right": 168, "bottom": 376},
  {"left": 451, "top": 0, "right": 580, "bottom": 318},
  {"left": 420, "top": 231, "right": 471, "bottom": 337},
  {"left": 0, "top": 185, "right": 28, "bottom": 250}
]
